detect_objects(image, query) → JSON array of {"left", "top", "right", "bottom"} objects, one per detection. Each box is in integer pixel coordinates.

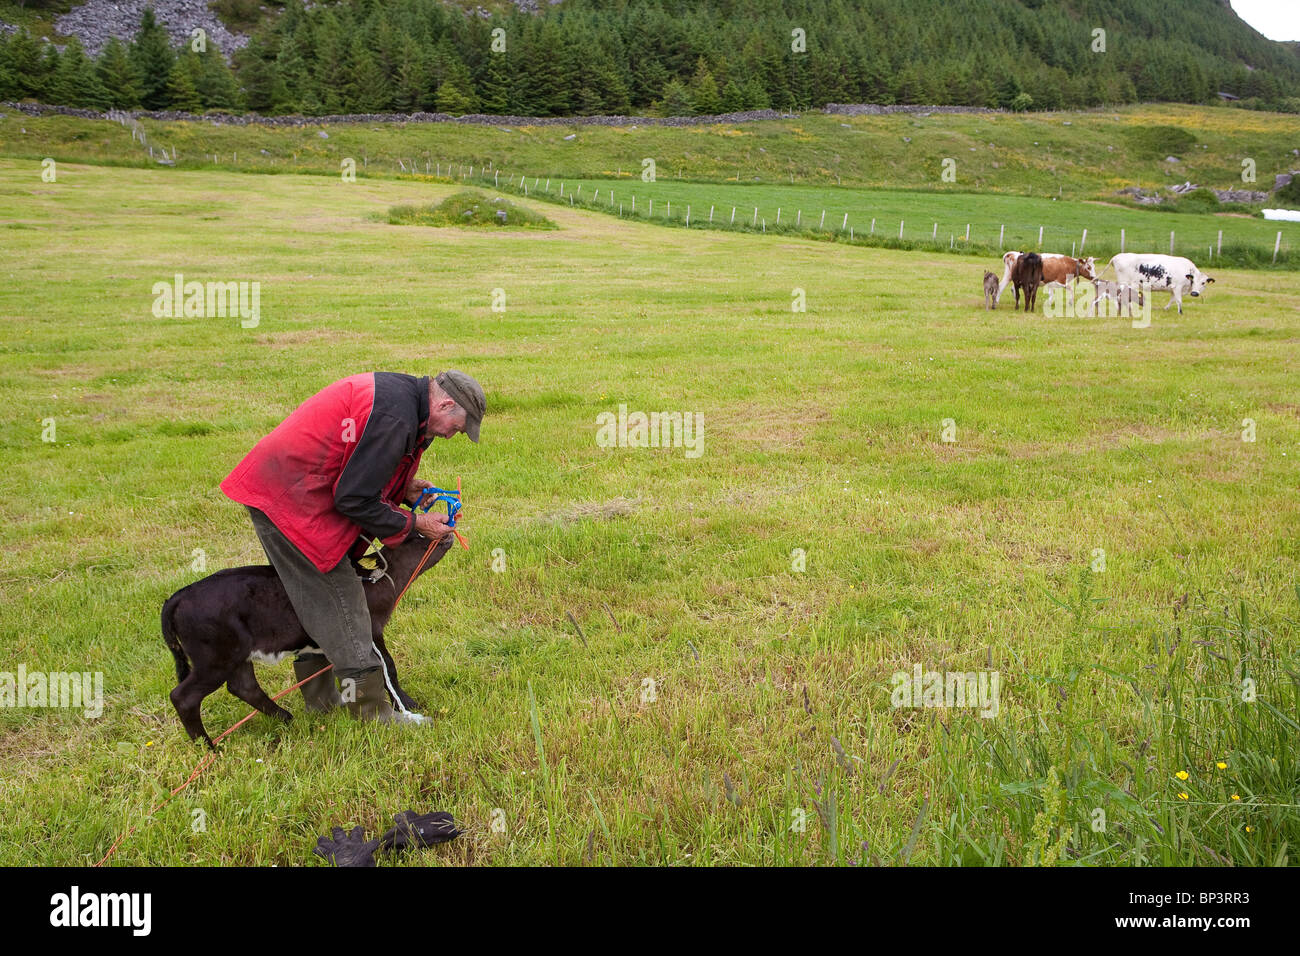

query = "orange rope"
[{"left": 94, "top": 662, "right": 334, "bottom": 867}]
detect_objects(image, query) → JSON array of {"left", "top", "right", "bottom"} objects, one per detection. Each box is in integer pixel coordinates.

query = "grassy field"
[
  {"left": 465, "top": 170, "right": 1300, "bottom": 267},
  {"left": 7, "top": 103, "right": 1297, "bottom": 268},
  {"left": 1, "top": 159, "right": 1298, "bottom": 866}
]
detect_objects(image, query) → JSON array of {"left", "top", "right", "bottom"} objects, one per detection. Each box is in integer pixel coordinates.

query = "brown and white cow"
[{"left": 997, "top": 252, "right": 1096, "bottom": 310}]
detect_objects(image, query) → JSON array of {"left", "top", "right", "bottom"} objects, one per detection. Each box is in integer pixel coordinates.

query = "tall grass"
[{"left": 926, "top": 575, "right": 1299, "bottom": 865}]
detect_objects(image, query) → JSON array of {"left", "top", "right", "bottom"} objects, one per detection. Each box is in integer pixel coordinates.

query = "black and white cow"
[{"left": 1108, "top": 254, "right": 1214, "bottom": 314}]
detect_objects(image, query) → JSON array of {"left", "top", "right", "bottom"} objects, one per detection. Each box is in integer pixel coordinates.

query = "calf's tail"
[{"left": 161, "top": 594, "right": 191, "bottom": 683}]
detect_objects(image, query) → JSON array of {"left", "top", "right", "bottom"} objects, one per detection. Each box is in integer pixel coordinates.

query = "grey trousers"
[{"left": 246, "top": 506, "right": 380, "bottom": 680}]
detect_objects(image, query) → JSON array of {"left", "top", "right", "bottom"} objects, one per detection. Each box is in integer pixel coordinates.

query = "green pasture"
[
  {"left": 0, "top": 161, "right": 1297, "bottom": 866},
  {"left": 471, "top": 171, "right": 1300, "bottom": 267}
]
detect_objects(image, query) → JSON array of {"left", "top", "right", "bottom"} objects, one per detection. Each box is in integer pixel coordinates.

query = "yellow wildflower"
[
  {"left": 1175, "top": 770, "right": 1189, "bottom": 781},
  {"left": 1178, "top": 792, "right": 1189, "bottom": 800},
  {"left": 1216, "top": 762, "right": 1227, "bottom": 770},
  {"left": 1231, "top": 794, "right": 1241, "bottom": 801}
]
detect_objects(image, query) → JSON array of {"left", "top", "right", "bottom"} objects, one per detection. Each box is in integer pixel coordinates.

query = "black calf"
[{"left": 162, "top": 534, "right": 452, "bottom": 747}]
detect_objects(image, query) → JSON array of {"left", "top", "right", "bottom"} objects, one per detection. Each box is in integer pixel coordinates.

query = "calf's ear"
[{"left": 1207, "top": 277, "right": 1215, "bottom": 283}]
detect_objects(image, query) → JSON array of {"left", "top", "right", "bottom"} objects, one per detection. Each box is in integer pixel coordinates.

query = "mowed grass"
[{"left": 0, "top": 161, "right": 1298, "bottom": 866}]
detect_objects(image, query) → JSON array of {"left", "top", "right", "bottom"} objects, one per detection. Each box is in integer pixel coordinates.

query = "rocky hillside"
[{"left": 52, "top": 0, "right": 246, "bottom": 56}]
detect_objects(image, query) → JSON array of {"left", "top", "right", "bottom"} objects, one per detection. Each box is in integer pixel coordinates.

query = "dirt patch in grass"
[
  {"left": 1004, "top": 423, "right": 1185, "bottom": 460},
  {"left": 538, "top": 496, "right": 640, "bottom": 525},
  {"left": 724, "top": 403, "right": 832, "bottom": 449},
  {"left": 252, "top": 329, "right": 365, "bottom": 348}
]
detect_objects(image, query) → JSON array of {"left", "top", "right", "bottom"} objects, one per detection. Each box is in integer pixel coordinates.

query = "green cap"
[{"left": 436, "top": 370, "right": 485, "bottom": 443}]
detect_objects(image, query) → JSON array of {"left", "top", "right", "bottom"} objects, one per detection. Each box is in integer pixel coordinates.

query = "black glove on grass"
[
  {"left": 313, "top": 825, "right": 381, "bottom": 868},
  {"left": 379, "top": 809, "right": 461, "bottom": 852}
]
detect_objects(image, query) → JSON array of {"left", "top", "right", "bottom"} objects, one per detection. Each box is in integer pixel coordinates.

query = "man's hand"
[
  {"left": 404, "top": 477, "right": 435, "bottom": 506},
  {"left": 414, "top": 511, "right": 453, "bottom": 541}
]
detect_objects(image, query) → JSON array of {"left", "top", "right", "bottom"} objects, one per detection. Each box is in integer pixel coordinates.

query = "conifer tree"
[
  {"left": 346, "top": 35, "right": 392, "bottom": 112},
  {"left": 719, "top": 78, "right": 744, "bottom": 112},
  {"left": 6, "top": 30, "right": 47, "bottom": 100},
  {"left": 166, "top": 52, "right": 204, "bottom": 112},
  {"left": 51, "top": 37, "right": 109, "bottom": 109},
  {"left": 656, "top": 78, "right": 693, "bottom": 117},
  {"left": 690, "top": 57, "right": 722, "bottom": 115},
  {"left": 0, "top": 34, "right": 15, "bottom": 101},
  {"left": 196, "top": 45, "right": 242, "bottom": 111},
  {"left": 130, "top": 7, "right": 176, "bottom": 110},
  {"left": 96, "top": 37, "right": 142, "bottom": 108}
]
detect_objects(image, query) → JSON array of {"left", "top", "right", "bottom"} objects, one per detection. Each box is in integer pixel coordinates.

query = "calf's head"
[{"left": 1188, "top": 270, "right": 1214, "bottom": 297}]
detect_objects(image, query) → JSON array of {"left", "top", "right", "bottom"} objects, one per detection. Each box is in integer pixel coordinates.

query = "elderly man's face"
[{"left": 428, "top": 393, "right": 468, "bottom": 439}]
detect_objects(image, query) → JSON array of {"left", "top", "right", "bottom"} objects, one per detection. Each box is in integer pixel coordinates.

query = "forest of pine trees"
[
  {"left": 2, "top": 0, "right": 1298, "bottom": 116},
  {"left": 0, "top": 8, "right": 241, "bottom": 112}
]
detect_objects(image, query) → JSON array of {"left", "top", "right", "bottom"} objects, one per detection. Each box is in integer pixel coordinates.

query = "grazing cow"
[
  {"left": 1010, "top": 252, "right": 1044, "bottom": 312},
  {"left": 1108, "top": 254, "right": 1214, "bottom": 314},
  {"left": 983, "top": 271, "right": 999, "bottom": 309},
  {"left": 1040, "top": 255, "right": 1097, "bottom": 310},
  {"left": 998, "top": 251, "right": 1095, "bottom": 310},
  {"left": 1090, "top": 278, "right": 1143, "bottom": 317}
]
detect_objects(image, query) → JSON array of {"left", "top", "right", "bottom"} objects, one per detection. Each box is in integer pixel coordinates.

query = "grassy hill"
[
  {"left": 4, "top": 103, "right": 1298, "bottom": 265},
  {"left": 5, "top": 104, "right": 1299, "bottom": 199}
]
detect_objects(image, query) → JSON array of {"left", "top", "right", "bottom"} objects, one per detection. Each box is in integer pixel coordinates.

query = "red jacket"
[{"left": 221, "top": 372, "right": 432, "bottom": 572}]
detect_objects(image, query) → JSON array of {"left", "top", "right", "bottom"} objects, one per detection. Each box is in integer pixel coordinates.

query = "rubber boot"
[
  {"left": 294, "top": 657, "right": 342, "bottom": 713},
  {"left": 343, "top": 669, "right": 425, "bottom": 725}
]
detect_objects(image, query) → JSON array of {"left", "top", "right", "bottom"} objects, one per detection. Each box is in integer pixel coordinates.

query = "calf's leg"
[
  {"left": 170, "top": 670, "right": 224, "bottom": 748},
  {"left": 226, "top": 661, "right": 293, "bottom": 724}
]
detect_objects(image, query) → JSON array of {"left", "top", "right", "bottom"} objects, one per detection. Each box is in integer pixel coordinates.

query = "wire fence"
[{"left": 413, "top": 161, "right": 1295, "bottom": 270}]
